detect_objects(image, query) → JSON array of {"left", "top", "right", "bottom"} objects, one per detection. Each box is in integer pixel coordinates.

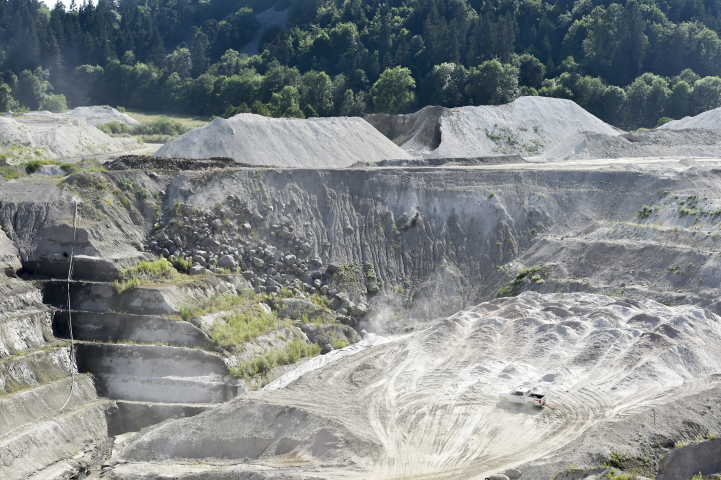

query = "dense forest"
[{"left": 3, "top": 0, "right": 721, "bottom": 128}]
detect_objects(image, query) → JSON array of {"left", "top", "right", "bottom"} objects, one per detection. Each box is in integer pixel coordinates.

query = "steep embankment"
[
  {"left": 163, "top": 162, "right": 721, "bottom": 325},
  {"left": 155, "top": 114, "right": 412, "bottom": 167},
  {"left": 365, "top": 97, "right": 620, "bottom": 158},
  {"left": 113, "top": 293, "right": 721, "bottom": 479}
]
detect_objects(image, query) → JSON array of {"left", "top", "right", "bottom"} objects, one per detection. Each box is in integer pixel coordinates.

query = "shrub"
[
  {"left": 229, "top": 339, "right": 321, "bottom": 380},
  {"left": 132, "top": 117, "right": 192, "bottom": 137},
  {"left": 40, "top": 94, "right": 67, "bottom": 113},
  {"left": 112, "top": 259, "right": 178, "bottom": 292},
  {"left": 638, "top": 205, "right": 651, "bottom": 219},
  {"left": 97, "top": 121, "right": 130, "bottom": 135}
]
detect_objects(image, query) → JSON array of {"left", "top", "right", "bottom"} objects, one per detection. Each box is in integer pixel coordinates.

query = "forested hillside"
[{"left": 3, "top": 0, "right": 721, "bottom": 128}]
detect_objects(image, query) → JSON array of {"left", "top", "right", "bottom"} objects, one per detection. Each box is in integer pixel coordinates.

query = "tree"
[
  {"left": 166, "top": 47, "right": 192, "bottom": 79},
  {"left": 269, "top": 86, "right": 304, "bottom": 118},
  {"left": 515, "top": 54, "right": 545, "bottom": 89},
  {"left": 300, "top": 71, "right": 334, "bottom": 116},
  {"left": 692, "top": 76, "right": 721, "bottom": 114},
  {"left": 422, "top": 63, "right": 467, "bottom": 107},
  {"left": 465, "top": 60, "right": 519, "bottom": 105},
  {"left": 339, "top": 89, "right": 366, "bottom": 116},
  {"left": 191, "top": 32, "right": 210, "bottom": 77},
  {"left": 15, "top": 68, "right": 53, "bottom": 110},
  {"left": 371, "top": 66, "right": 416, "bottom": 114},
  {"left": 0, "top": 83, "right": 17, "bottom": 112},
  {"left": 666, "top": 80, "right": 692, "bottom": 119}
]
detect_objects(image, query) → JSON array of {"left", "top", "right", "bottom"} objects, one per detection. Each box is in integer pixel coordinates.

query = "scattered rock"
[
  {"left": 253, "top": 257, "right": 265, "bottom": 268},
  {"left": 344, "top": 226, "right": 354, "bottom": 234},
  {"left": 218, "top": 255, "right": 236, "bottom": 269},
  {"left": 189, "top": 265, "right": 206, "bottom": 275}
]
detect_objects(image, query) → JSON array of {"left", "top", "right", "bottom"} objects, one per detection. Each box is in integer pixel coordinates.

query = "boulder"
[
  {"left": 284, "top": 254, "right": 297, "bottom": 265},
  {"left": 312, "top": 279, "right": 322, "bottom": 289},
  {"left": 350, "top": 303, "right": 368, "bottom": 316},
  {"left": 344, "top": 226, "right": 354, "bottom": 234},
  {"left": 173, "top": 235, "right": 183, "bottom": 247},
  {"left": 489, "top": 476, "right": 510, "bottom": 480},
  {"left": 242, "top": 223, "right": 251, "bottom": 231},
  {"left": 503, "top": 469, "right": 522, "bottom": 479},
  {"left": 211, "top": 219, "right": 223, "bottom": 230},
  {"left": 218, "top": 255, "right": 236, "bottom": 269},
  {"left": 326, "top": 264, "right": 339, "bottom": 274},
  {"left": 200, "top": 237, "right": 219, "bottom": 248},
  {"left": 320, "top": 344, "right": 334, "bottom": 355},
  {"left": 320, "top": 285, "right": 329, "bottom": 295},
  {"left": 189, "top": 265, "right": 206, "bottom": 275},
  {"left": 367, "top": 282, "right": 380, "bottom": 293},
  {"left": 252, "top": 257, "right": 265, "bottom": 268}
]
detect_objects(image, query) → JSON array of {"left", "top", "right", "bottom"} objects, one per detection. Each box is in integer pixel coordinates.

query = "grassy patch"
[
  {"left": 210, "top": 305, "right": 291, "bottom": 349},
  {"left": 179, "top": 290, "right": 260, "bottom": 321},
  {"left": 112, "top": 259, "right": 183, "bottom": 293},
  {"left": 229, "top": 339, "right": 321, "bottom": 381}
]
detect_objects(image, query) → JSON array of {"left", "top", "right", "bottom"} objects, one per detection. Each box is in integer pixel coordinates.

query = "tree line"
[{"left": 3, "top": 0, "right": 721, "bottom": 129}]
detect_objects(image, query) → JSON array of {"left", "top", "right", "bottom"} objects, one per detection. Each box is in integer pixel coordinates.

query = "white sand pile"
[
  {"left": 541, "top": 128, "right": 721, "bottom": 161},
  {"left": 155, "top": 114, "right": 412, "bottom": 167},
  {"left": 365, "top": 97, "right": 620, "bottom": 158},
  {"left": 660, "top": 107, "right": 721, "bottom": 130},
  {"left": 24, "top": 106, "right": 139, "bottom": 127},
  {"left": 113, "top": 292, "right": 721, "bottom": 479},
  {"left": 0, "top": 116, "right": 141, "bottom": 163}
]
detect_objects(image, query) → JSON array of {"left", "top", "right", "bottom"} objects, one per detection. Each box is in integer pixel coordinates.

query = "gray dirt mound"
[
  {"left": 155, "top": 114, "right": 412, "bottom": 168},
  {"left": 23, "top": 106, "right": 139, "bottom": 127},
  {"left": 365, "top": 96, "right": 620, "bottom": 158},
  {"left": 660, "top": 106, "right": 721, "bottom": 130},
  {"left": 106, "top": 155, "right": 242, "bottom": 171},
  {"left": 541, "top": 128, "right": 721, "bottom": 160}
]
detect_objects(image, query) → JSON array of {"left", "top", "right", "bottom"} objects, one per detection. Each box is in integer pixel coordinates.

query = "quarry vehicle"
[{"left": 499, "top": 389, "right": 546, "bottom": 407}]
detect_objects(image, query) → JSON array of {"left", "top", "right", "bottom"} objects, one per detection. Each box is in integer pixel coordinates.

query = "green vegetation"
[
  {"left": 112, "top": 259, "right": 182, "bottom": 293},
  {"left": 638, "top": 206, "right": 651, "bottom": 219},
  {"left": 210, "top": 304, "right": 290, "bottom": 349},
  {"left": 496, "top": 265, "right": 548, "bottom": 298},
  {"left": 5, "top": 0, "right": 721, "bottom": 129},
  {"left": 229, "top": 339, "right": 321, "bottom": 381}
]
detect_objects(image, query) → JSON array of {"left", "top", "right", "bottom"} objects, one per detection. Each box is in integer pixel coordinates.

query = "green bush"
[
  {"left": 229, "top": 339, "right": 321, "bottom": 380},
  {"left": 112, "top": 258, "right": 179, "bottom": 292},
  {"left": 40, "top": 94, "right": 67, "bottom": 113},
  {"left": 131, "top": 117, "right": 192, "bottom": 136},
  {"left": 97, "top": 121, "right": 130, "bottom": 135}
]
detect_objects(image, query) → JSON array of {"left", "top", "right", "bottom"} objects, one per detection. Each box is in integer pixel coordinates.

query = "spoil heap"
[
  {"left": 0, "top": 115, "right": 141, "bottom": 163},
  {"left": 155, "top": 114, "right": 412, "bottom": 167},
  {"left": 365, "top": 96, "right": 620, "bottom": 158},
  {"left": 540, "top": 128, "right": 721, "bottom": 160},
  {"left": 23, "top": 106, "right": 140, "bottom": 127},
  {"left": 660, "top": 106, "right": 721, "bottom": 130}
]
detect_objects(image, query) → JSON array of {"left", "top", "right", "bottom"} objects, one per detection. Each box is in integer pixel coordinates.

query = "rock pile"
[
  {"left": 23, "top": 105, "right": 140, "bottom": 127},
  {"left": 146, "top": 196, "right": 370, "bottom": 327}
]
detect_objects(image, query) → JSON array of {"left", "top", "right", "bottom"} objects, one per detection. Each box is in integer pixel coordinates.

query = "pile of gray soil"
[
  {"left": 23, "top": 105, "right": 139, "bottom": 127},
  {"left": 0, "top": 115, "right": 141, "bottom": 163},
  {"left": 540, "top": 128, "right": 721, "bottom": 160},
  {"left": 365, "top": 96, "right": 620, "bottom": 158},
  {"left": 660, "top": 105, "right": 721, "bottom": 130},
  {"left": 155, "top": 114, "right": 412, "bottom": 167}
]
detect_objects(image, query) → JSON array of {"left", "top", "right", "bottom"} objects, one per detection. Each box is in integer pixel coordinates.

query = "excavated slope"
[
  {"left": 113, "top": 292, "right": 721, "bottom": 479},
  {"left": 364, "top": 97, "right": 620, "bottom": 158},
  {"left": 155, "top": 114, "right": 412, "bottom": 167}
]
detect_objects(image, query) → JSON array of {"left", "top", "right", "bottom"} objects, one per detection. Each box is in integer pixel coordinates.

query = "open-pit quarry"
[{"left": 2, "top": 99, "right": 721, "bottom": 480}]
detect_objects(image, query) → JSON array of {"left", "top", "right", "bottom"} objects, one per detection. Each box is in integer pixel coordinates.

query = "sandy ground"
[{"left": 112, "top": 292, "right": 721, "bottom": 479}]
